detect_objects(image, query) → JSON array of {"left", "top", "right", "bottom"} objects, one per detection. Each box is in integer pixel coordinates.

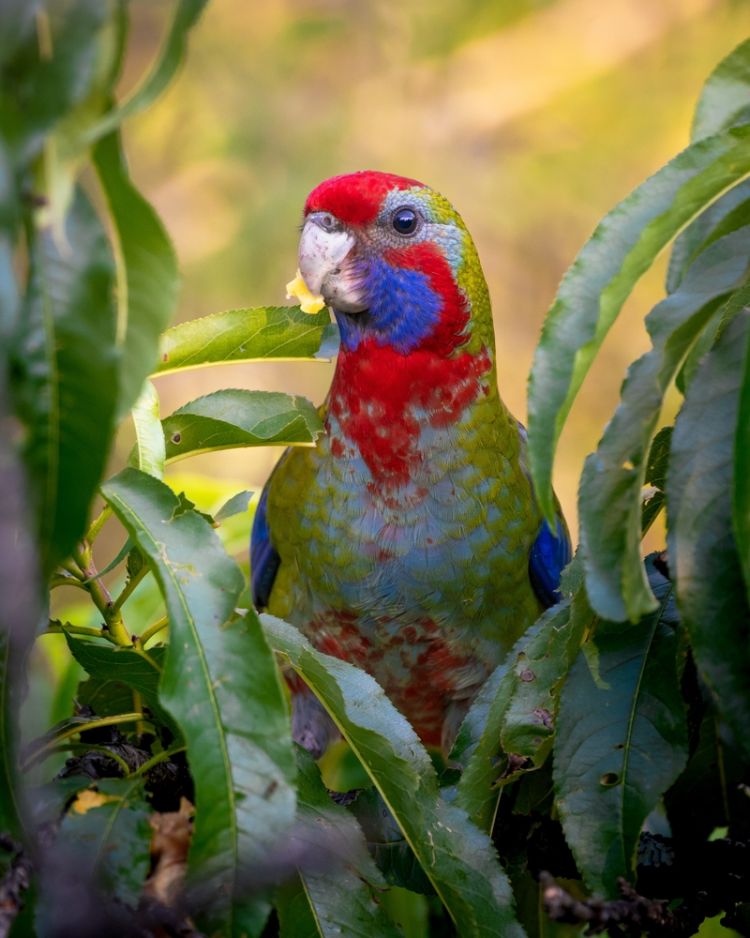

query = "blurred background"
[{"left": 121, "top": 0, "right": 750, "bottom": 547}]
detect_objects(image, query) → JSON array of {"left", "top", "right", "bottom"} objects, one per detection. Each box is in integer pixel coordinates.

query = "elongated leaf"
[
  {"left": 94, "top": 132, "right": 178, "bottom": 417},
  {"left": 667, "top": 309, "right": 750, "bottom": 758},
  {"left": 262, "top": 614, "right": 525, "bottom": 938},
  {"left": 579, "top": 231, "right": 750, "bottom": 622},
  {"left": 736, "top": 312, "right": 750, "bottom": 600},
  {"left": 528, "top": 124, "right": 750, "bottom": 521},
  {"left": 85, "top": 0, "right": 208, "bottom": 144},
  {"left": 452, "top": 600, "right": 580, "bottom": 831},
  {"left": 667, "top": 179, "right": 750, "bottom": 293},
  {"left": 553, "top": 558, "right": 687, "bottom": 896},
  {"left": 280, "top": 748, "right": 399, "bottom": 938},
  {"left": 641, "top": 426, "right": 672, "bottom": 533},
  {"left": 692, "top": 39, "right": 750, "bottom": 141},
  {"left": 163, "top": 389, "right": 323, "bottom": 462},
  {"left": 0, "top": 0, "right": 107, "bottom": 164},
  {"left": 102, "top": 469, "right": 296, "bottom": 935},
  {"left": 130, "top": 380, "right": 165, "bottom": 478},
  {"left": 10, "top": 187, "right": 118, "bottom": 575},
  {"left": 56, "top": 777, "right": 151, "bottom": 908},
  {"left": 154, "top": 306, "right": 338, "bottom": 375}
]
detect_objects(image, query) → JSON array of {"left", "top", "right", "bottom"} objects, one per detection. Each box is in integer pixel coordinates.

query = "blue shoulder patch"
[
  {"left": 250, "top": 484, "right": 280, "bottom": 609},
  {"left": 528, "top": 516, "right": 572, "bottom": 608}
]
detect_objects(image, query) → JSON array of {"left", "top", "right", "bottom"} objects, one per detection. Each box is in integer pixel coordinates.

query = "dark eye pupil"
[{"left": 393, "top": 208, "right": 417, "bottom": 234}]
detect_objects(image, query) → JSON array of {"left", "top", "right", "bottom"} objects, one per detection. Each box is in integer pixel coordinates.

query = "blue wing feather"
[
  {"left": 250, "top": 483, "right": 280, "bottom": 609},
  {"left": 528, "top": 515, "right": 572, "bottom": 608}
]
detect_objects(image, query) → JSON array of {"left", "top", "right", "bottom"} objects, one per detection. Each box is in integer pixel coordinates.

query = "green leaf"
[
  {"left": 641, "top": 426, "right": 672, "bottom": 534},
  {"left": 667, "top": 309, "right": 750, "bottom": 758},
  {"left": 102, "top": 469, "right": 297, "bottom": 935},
  {"left": 452, "top": 600, "right": 580, "bottom": 832},
  {"left": 62, "top": 633, "right": 176, "bottom": 734},
  {"left": 262, "top": 613, "right": 525, "bottom": 938},
  {"left": 163, "top": 389, "right": 324, "bottom": 462},
  {"left": 667, "top": 179, "right": 750, "bottom": 293},
  {"left": 84, "top": 0, "right": 209, "bottom": 144},
  {"left": 130, "top": 380, "right": 165, "bottom": 479},
  {"left": 0, "top": 633, "right": 25, "bottom": 838},
  {"left": 0, "top": 0, "right": 108, "bottom": 164},
  {"left": 154, "top": 306, "right": 338, "bottom": 375},
  {"left": 553, "top": 557, "right": 687, "bottom": 896},
  {"left": 528, "top": 124, "right": 750, "bottom": 521},
  {"left": 692, "top": 39, "right": 750, "bottom": 141},
  {"left": 578, "top": 231, "right": 750, "bottom": 623},
  {"left": 735, "top": 313, "right": 750, "bottom": 603},
  {"left": 56, "top": 777, "right": 151, "bottom": 908},
  {"left": 93, "top": 131, "right": 179, "bottom": 417},
  {"left": 280, "top": 748, "right": 400, "bottom": 938},
  {"left": 215, "top": 490, "right": 253, "bottom": 522},
  {"left": 10, "top": 187, "right": 118, "bottom": 575}
]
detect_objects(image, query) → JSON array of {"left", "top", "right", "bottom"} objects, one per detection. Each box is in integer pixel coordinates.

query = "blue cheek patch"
[{"left": 336, "top": 255, "right": 443, "bottom": 353}]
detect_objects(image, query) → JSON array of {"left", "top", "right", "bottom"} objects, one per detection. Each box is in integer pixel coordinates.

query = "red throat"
[{"left": 329, "top": 342, "right": 492, "bottom": 488}]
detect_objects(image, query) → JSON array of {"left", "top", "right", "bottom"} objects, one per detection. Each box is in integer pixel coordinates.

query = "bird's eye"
[
  {"left": 392, "top": 207, "right": 418, "bottom": 236},
  {"left": 320, "top": 213, "right": 338, "bottom": 231}
]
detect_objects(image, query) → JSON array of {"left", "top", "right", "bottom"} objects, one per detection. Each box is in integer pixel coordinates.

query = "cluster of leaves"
[{"left": 0, "top": 2, "right": 749, "bottom": 936}]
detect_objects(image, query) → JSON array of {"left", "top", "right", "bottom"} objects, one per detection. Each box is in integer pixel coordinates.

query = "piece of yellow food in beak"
[{"left": 286, "top": 269, "right": 326, "bottom": 315}]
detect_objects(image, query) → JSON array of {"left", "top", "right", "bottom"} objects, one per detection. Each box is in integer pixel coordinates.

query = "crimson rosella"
[{"left": 251, "top": 171, "right": 570, "bottom": 756}]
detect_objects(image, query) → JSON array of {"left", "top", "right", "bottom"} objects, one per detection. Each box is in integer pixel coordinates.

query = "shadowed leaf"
[
  {"left": 102, "top": 469, "right": 296, "bottom": 935},
  {"left": 553, "top": 557, "right": 687, "bottom": 896}
]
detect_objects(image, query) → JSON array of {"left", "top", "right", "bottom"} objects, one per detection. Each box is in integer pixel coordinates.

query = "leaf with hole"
[
  {"left": 163, "top": 389, "right": 323, "bottom": 462},
  {"left": 553, "top": 557, "right": 687, "bottom": 896}
]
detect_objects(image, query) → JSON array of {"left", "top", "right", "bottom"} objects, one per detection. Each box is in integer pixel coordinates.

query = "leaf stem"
[
  {"left": 112, "top": 562, "right": 149, "bottom": 612},
  {"left": 127, "top": 745, "right": 186, "bottom": 780},
  {"left": 74, "top": 542, "right": 132, "bottom": 647},
  {"left": 46, "top": 620, "right": 118, "bottom": 643},
  {"left": 86, "top": 504, "right": 113, "bottom": 543},
  {"left": 138, "top": 615, "right": 168, "bottom": 647},
  {"left": 23, "top": 712, "right": 144, "bottom": 769}
]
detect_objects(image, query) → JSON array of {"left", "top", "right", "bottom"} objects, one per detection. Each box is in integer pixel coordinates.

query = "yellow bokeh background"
[{"left": 122, "top": 0, "right": 750, "bottom": 545}]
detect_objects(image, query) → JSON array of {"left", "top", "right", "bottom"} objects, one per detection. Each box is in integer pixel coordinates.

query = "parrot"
[{"left": 251, "top": 170, "right": 570, "bottom": 757}]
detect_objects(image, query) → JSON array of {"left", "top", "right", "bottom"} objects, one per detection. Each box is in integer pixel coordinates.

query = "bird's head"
[{"left": 291, "top": 171, "right": 494, "bottom": 357}]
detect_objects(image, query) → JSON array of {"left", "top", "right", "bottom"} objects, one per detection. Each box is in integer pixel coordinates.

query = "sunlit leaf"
[
  {"left": 579, "top": 232, "right": 750, "bottom": 622},
  {"left": 692, "top": 38, "right": 750, "bottom": 140},
  {"left": 10, "top": 187, "right": 118, "bottom": 575},
  {"left": 163, "top": 389, "right": 323, "bottom": 462},
  {"left": 130, "top": 380, "right": 165, "bottom": 479},
  {"left": 553, "top": 557, "right": 687, "bottom": 896},
  {"left": 154, "top": 306, "right": 338, "bottom": 375},
  {"left": 262, "top": 614, "right": 525, "bottom": 937},
  {"left": 668, "top": 309, "right": 750, "bottom": 758},
  {"left": 93, "top": 131, "right": 178, "bottom": 417},
  {"left": 528, "top": 124, "right": 750, "bottom": 521},
  {"left": 102, "top": 469, "right": 296, "bottom": 935}
]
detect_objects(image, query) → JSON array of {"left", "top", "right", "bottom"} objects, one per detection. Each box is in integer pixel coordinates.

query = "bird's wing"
[
  {"left": 250, "top": 456, "right": 286, "bottom": 609},
  {"left": 528, "top": 514, "right": 572, "bottom": 608}
]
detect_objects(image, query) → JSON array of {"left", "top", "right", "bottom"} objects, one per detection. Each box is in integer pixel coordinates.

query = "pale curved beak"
[{"left": 298, "top": 214, "right": 368, "bottom": 313}]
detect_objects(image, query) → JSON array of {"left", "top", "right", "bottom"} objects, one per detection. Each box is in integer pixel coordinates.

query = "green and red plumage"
[{"left": 252, "top": 171, "right": 569, "bottom": 754}]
